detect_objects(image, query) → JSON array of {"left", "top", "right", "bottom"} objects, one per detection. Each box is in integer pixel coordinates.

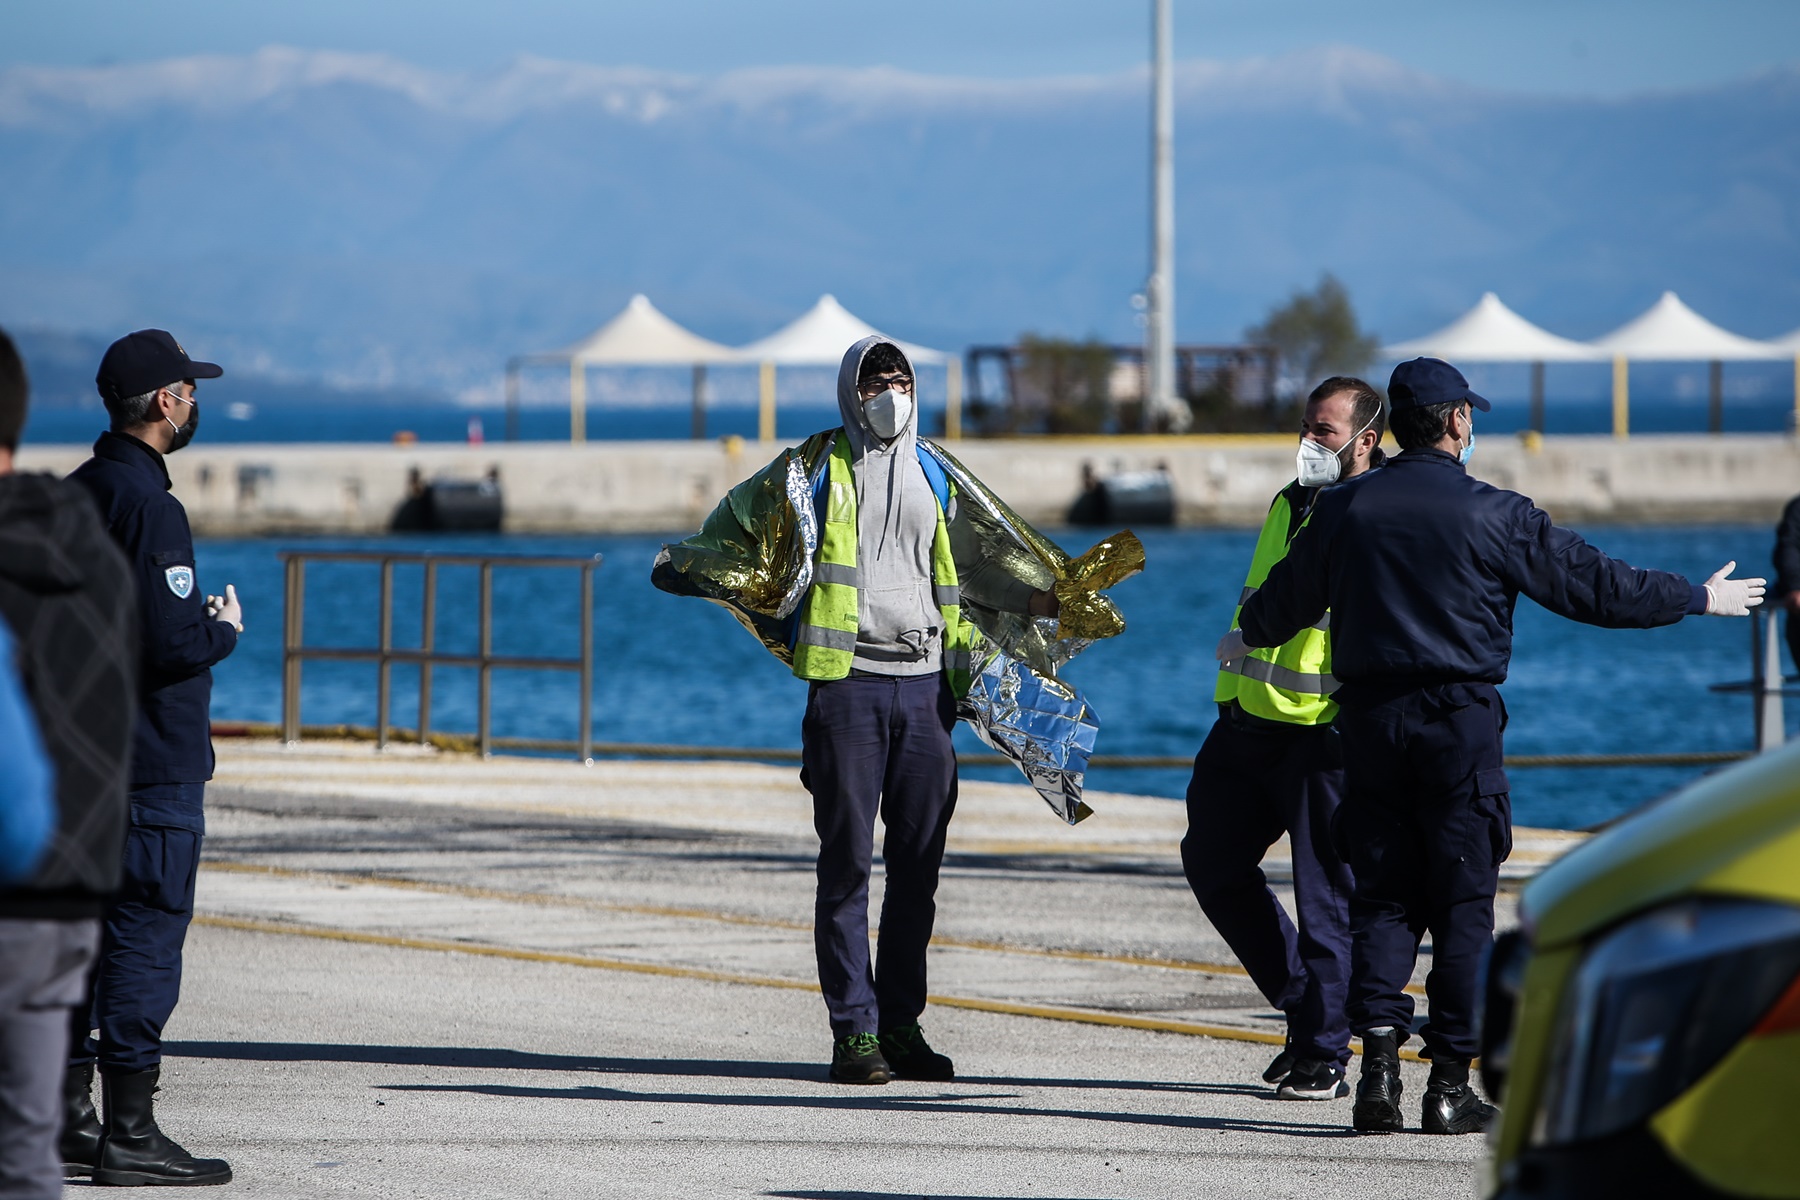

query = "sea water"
[{"left": 195, "top": 524, "right": 1796, "bottom": 833}]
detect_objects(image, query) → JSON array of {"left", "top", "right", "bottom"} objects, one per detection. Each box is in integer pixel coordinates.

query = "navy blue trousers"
[
  {"left": 69, "top": 785, "right": 204, "bottom": 1075},
  {"left": 1181, "top": 710, "right": 1353, "bottom": 1064},
  {"left": 801, "top": 672, "right": 958, "bottom": 1040},
  {"left": 1333, "top": 684, "right": 1512, "bottom": 1062}
]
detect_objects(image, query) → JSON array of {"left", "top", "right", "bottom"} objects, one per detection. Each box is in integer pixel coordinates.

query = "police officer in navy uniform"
[
  {"left": 1226, "top": 357, "right": 1765, "bottom": 1136},
  {"left": 63, "top": 330, "right": 240, "bottom": 1186}
]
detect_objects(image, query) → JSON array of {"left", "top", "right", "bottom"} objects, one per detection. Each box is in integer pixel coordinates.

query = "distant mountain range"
[{"left": 3, "top": 45, "right": 1796, "bottom": 402}]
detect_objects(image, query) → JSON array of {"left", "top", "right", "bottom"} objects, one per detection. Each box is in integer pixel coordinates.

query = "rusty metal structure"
[
  {"left": 280, "top": 549, "right": 602, "bottom": 760},
  {"left": 962, "top": 342, "right": 1281, "bottom": 435}
]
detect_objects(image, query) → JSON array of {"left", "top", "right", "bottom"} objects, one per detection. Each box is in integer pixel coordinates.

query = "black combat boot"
[
  {"left": 1351, "top": 1028, "right": 1405, "bottom": 1133},
  {"left": 60, "top": 1062, "right": 103, "bottom": 1177},
  {"left": 1420, "top": 1058, "right": 1498, "bottom": 1134},
  {"left": 94, "top": 1066, "right": 232, "bottom": 1186}
]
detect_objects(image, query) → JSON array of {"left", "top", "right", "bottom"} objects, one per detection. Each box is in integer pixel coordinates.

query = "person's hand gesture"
[
  {"left": 208, "top": 584, "right": 244, "bottom": 632},
  {"left": 1702, "top": 562, "right": 1766, "bottom": 617}
]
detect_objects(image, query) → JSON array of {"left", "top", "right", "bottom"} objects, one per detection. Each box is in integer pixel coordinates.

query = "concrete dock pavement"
[{"left": 129, "top": 738, "right": 1572, "bottom": 1197}]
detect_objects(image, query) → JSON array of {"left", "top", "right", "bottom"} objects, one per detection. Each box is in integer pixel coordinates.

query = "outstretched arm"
[{"left": 1506, "top": 505, "right": 1718, "bottom": 627}]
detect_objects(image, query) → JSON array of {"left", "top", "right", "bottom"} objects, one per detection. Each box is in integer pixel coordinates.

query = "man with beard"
[
  {"left": 1183, "top": 377, "right": 1383, "bottom": 1104},
  {"left": 1228, "top": 356, "right": 1764, "bottom": 1136},
  {"left": 63, "top": 329, "right": 242, "bottom": 1186}
]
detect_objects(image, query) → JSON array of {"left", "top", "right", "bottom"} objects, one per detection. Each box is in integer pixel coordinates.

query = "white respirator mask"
[
  {"left": 864, "top": 388, "right": 912, "bottom": 441},
  {"left": 1295, "top": 410, "right": 1379, "bottom": 488}
]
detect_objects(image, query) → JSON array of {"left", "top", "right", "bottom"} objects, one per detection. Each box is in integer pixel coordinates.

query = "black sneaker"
[
  {"left": 878, "top": 1022, "right": 955, "bottom": 1082},
  {"left": 1262, "top": 1031, "right": 1300, "bottom": 1085},
  {"left": 1277, "top": 1058, "right": 1349, "bottom": 1101},
  {"left": 829, "top": 1033, "right": 892, "bottom": 1085},
  {"left": 1352, "top": 1030, "right": 1405, "bottom": 1133},
  {"left": 1421, "top": 1060, "right": 1497, "bottom": 1134}
]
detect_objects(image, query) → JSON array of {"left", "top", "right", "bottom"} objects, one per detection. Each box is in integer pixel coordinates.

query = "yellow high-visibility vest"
[
  {"left": 1215, "top": 482, "right": 1337, "bottom": 725},
  {"left": 792, "top": 432, "right": 976, "bottom": 697}
]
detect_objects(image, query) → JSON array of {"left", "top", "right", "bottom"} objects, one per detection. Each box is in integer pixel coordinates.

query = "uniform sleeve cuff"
[{"left": 1686, "top": 583, "right": 1709, "bottom": 615}]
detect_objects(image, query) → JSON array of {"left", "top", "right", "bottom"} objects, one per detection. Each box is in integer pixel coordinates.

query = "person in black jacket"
[
  {"left": 1775, "top": 493, "right": 1800, "bottom": 674},
  {"left": 1227, "top": 357, "right": 1764, "bottom": 1137},
  {"left": 0, "top": 328, "right": 138, "bottom": 1200},
  {"left": 64, "top": 330, "right": 241, "bottom": 1187}
]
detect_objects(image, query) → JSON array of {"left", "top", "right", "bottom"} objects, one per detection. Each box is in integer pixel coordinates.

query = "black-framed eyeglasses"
[{"left": 858, "top": 374, "right": 914, "bottom": 399}]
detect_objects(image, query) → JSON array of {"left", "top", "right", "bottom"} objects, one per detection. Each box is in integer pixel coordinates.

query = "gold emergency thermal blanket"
[{"left": 652, "top": 433, "right": 1143, "bottom": 823}]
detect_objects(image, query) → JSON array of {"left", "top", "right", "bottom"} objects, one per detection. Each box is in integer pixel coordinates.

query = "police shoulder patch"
[{"left": 164, "top": 565, "right": 195, "bottom": 599}]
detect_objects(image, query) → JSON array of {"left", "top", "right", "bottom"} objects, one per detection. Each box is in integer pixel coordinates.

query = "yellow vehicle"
[{"left": 1481, "top": 739, "right": 1800, "bottom": 1198}]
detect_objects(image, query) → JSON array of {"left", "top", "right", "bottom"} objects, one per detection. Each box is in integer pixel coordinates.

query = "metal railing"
[
  {"left": 280, "top": 550, "right": 602, "bottom": 760},
  {"left": 273, "top": 550, "right": 1790, "bottom": 771}
]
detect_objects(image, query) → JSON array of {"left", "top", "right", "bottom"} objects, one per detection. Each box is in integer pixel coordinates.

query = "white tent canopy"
[
  {"left": 1771, "top": 325, "right": 1800, "bottom": 352},
  {"left": 523, "top": 294, "right": 735, "bottom": 365},
  {"left": 736, "top": 294, "right": 947, "bottom": 366},
  {"left": 1589, "top": 291, "right": 1787, "bottom": 361},
  {"left": 1383, "top": 292, "right": 1605, "bottom": 362}
]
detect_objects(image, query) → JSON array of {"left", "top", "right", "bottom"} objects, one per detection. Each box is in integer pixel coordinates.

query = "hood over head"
[
  {"left": 836, "top": 336, "right": 918, "bottom": 459},
  {"left": 0, "top": 474, "right": 105, "bottom": 594},
  {"left": 834, "top": 335, "right": 927, "bottom": 568}
]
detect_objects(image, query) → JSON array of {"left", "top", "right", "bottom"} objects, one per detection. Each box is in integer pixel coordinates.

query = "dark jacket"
[
  {"left": 68, "top": 433, "right": 236, "bottom": 794},
  {"left": 1775, "top": 494, "right": 1800, "bottom": 598},
  {"left": 1238, "top": 448, "right": 1705, "bottom": 700},
  {"left": 0, "top": 472, "right": 137, "bottom": 918}
]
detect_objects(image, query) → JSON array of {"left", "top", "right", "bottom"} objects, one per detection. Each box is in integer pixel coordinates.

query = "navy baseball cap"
[
  {"left": 1387, "top": 357, "right": 1489, "bottom": 413},
  {"left": 95, "top": 329, "right": 222, "bottom": 405}
]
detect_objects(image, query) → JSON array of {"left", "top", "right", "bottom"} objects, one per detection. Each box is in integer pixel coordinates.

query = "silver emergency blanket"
[
  {"left": 653, "top": 432, "right": 1142, "bottom": 824},
  {"left": 962, "top": 637, "right": 1100, "bottom": 824}
]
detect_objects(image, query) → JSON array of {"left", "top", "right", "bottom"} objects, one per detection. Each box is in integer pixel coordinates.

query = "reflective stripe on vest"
[
  {"left": 1214, "top": 488, "right": 1338, "bottom": 725},
  {"left": 795, "top": 624, "right": 857, "bottom": 652},
  {"left": 792, "top": 432, "right": 977, "bottom": 698},
  {"left": 1225, "top": 655, "right": 1337, "bottom": 695}
]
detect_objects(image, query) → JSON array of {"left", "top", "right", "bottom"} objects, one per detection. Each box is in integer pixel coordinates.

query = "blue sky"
[{"left": 6, "top": 0, "right": 1798, "bottom": 94}]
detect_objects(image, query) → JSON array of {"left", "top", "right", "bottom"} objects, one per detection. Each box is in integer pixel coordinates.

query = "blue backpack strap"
[
  {"left": 915, "top": 442, "right": 952, "bottom": 512},
  {"left": 810, "top": 461, "right": 829, "bottom": 527},
  {"left": 809, "top": 430, "right": 843, "bottom": 527}
]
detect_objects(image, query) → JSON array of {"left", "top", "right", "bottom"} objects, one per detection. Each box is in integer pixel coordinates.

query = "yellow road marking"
[
  {"left": 203, "top": 859, "right": 1427, "bottom": 995},
  {"left": 205, "top": 860, "right": 1269, "bottom": 983},
  {"left": 193, "top": 913, "right": 1427, "bottom": 1060}
]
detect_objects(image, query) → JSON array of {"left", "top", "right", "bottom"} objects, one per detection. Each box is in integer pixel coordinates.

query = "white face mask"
[
  {"left": 863, "top": 388, "right": 912, "bottom": 441},
  {"left": 1295, "top": 410, "right": 1379, "bottom": 487}
]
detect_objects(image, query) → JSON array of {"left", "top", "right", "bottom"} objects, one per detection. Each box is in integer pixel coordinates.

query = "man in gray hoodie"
[
  {"left": 804, "top": 339, "right": 1056, "bottom": 1084},
  {"left": 656, "top": 335, "right": 1077, "bottom": 1082}
]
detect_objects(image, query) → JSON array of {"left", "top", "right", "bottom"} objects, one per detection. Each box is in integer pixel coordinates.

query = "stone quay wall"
[{"left": 18, "top": 433, "right": 1800, "bottom": 536}]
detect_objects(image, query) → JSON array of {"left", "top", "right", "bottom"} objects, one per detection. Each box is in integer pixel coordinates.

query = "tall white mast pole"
[{"left": 1146, "top": 0, "right": 1176, "bottom": 431}]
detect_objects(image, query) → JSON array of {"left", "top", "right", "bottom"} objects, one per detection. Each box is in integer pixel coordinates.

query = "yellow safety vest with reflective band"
[
  {"left": 1214, "top": 483, "right": 1338, "bottom": 725},
  {"left": 792, "top": 432, "right": 977, "bottom": 697}
]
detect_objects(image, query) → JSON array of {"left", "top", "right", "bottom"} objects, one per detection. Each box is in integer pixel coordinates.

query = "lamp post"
[{"left": 1143, "top": 0, "right": 1177, "bottom": 432}]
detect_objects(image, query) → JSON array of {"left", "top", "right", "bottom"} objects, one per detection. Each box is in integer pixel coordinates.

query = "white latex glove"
[
  {"left": 212, "top": 583, "right": 244, "bottom": 632},
  {"left": 1215, "top": 628, "right": 1249, "bottom": 662},
  {"left": 1702, "top": 561, "right": 1766, "bottom": 617}
]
